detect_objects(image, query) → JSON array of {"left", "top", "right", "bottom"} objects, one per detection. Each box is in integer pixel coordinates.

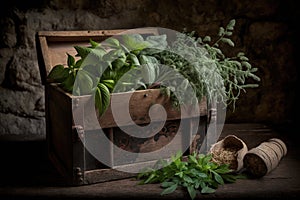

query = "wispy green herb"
[{"left": 149, "top": 19, "right": 260, "bottom": 109}]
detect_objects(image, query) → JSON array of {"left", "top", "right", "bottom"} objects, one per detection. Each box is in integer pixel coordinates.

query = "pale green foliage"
[
  {"left": 152, "top": 19, "right": 260, "bottom": 109},
  {"left": 199, "top": 19, "right": 261, "bottom": 108}
]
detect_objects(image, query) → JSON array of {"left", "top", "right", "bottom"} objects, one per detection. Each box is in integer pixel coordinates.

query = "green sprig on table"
[{"left": 137, "top": 151, "right": 246, "bottom": 200}]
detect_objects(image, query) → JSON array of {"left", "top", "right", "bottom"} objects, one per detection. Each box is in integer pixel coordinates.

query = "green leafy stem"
[{"left": 137, "top": 151, "right": 246, "bottom": 200}]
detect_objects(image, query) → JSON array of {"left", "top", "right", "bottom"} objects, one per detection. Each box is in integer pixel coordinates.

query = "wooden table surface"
[{"left": 0, "top": 123, "right": 299, "bottom": 199}]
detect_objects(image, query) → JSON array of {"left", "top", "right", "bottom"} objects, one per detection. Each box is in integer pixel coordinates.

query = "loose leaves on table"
[{"left": 137, "top": 151, "right": 246, "bottom": 200}]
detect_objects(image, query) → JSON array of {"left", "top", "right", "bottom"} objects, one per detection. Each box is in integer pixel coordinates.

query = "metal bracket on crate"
[
  {"left": 199, "top": 100, "right": 218, "bottom": 154},
  {"left": 72, "top": 125, "right": 85, "bottom": 142},
  {"left": 73, "top": 167, "right": 84, "bottom": 185},
  {"left": 72, "top": 125, "right": 86, "bottom": 185}
]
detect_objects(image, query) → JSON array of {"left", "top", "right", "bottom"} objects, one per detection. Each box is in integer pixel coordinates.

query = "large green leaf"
[
  {"left": 122, "top": 34, "right": 150, "bottom": 52},
  {"left": 47, "top": 64, "right": 69, "bottom": 83},
  {"left": 61, "top": 74, "right": 75, "bottom": 93},
  {"left": 105, "top": 37, "right": 120, "bottom": 48},
  {"left": 73, "top": 70, "right": 95, "bottom": 95},
  {"left": 145, "top": 34, "right": 168, "bottom": 49}
]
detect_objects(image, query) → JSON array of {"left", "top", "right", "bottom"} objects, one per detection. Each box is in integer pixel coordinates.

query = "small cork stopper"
[{"left": 243, "top": 138, "right": 287, "bottom": 178}]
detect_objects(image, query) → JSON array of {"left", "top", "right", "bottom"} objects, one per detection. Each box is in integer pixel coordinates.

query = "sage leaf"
[
  {"left": 201, "top": 186, "right": 215, "bottom": 194},
  {"left": 187, "top": 186, "right": 197, "bottom": 200},
  {"left": 161, "top": 183, "right": 178, "bottom": 195},
  {"left": 218, "top": 27, "right": 225, "bottom": 36},
  {"left": 220, "top": 38, "right": 234, "bottom": 47},
  {"left": 226, "top": 19, "right": 236, "bottom": 30}
]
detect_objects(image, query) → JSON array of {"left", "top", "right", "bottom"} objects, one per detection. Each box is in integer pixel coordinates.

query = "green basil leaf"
[
  {"left": 67, "top": 53, "right": 75, "bottom": 67},
  {"left": 105, "top": 37, "right": 120, "bottom": 48},
  {"left": 73, "top": 70, "right": 94, "bottom": 95},
  {"left": 122, "top": 34, "right": 149, "bottom": 52},
  {"left": 74, "top": 46, "right": 92, "bottom": 59},
  {"left": 61, "top": 74, "right": 75, "bottom": 93},
  {"left": 112, "top": 57, "right": 126, "bottom": 70},
  {"left": 47, "top": 64, "right": 69, "bottom": 83},
  {"left": 101, "top": 79, "right": 115, "bottom": 91}
]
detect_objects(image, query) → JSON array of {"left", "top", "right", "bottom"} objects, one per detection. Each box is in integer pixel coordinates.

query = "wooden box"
[{"left": 36, "top": 29, "right": 215, "bottom": 185}]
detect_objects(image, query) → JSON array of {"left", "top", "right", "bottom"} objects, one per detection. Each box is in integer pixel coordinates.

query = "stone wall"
[{"left": 0, "top": 0, "right": 298, "bottom": 139}]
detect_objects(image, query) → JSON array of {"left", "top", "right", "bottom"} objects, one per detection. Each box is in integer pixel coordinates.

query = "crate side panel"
[
  {"left": 97, "top": 89, "right": 207, "bottom": 128},
  {"left": 189, "top": 116, "right": 208, "bottom": 154},
  {"left": 112, "top": 119, "right": 189, "bottom": 166},
  {"left": 47, "top": 84, "right": 74, "bottom": 180}
]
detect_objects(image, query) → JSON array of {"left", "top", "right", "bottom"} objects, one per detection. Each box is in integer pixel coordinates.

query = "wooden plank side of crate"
[
  {"left": 54, "top": 83, "right": 208, "bottom": 130},
  {"left": 46, "top": 83, "right": 76, "bottom": 184},
  {"left": 36, "top": 35, "right": 52, "bottom": 85},
  {"left": 84, "top": 168, "right": 134, "bottom": 185},
  {"left": 37, "top": 29, "right": 159, "bottom": 42},
  {"left": 97, "top": 89, "right": 207, "bottom": 128},
  {"left": 83, "top": 118, "right": 207, "bottom": 186},
  {"left": 46, "top": 84, "right": 107, "bottom": 185}
]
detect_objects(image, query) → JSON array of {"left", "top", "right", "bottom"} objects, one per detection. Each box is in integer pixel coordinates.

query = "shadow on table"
[{"left": 0, "top": 140, "right": 65, "bottom": 187}]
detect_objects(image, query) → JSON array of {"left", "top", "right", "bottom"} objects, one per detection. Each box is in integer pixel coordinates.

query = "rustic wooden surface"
[{"left": 0, "top": 123, "right": 299, "bottom": 199}]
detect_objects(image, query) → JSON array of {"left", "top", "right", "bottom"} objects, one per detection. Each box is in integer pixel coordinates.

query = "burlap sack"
[{"left": 209, "top": 134, "right": 248, "bottom": 172}]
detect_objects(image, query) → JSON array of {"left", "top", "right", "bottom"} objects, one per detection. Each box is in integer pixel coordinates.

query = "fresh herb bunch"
[
  {"left": 198, "top": 19, "right": 261, "bottom": 108},
  {"left": 137, "top": 151, "right": 246, "bottom": 200},
  {"left": 47, "top": 34, "right": 168, "bottom": 115},
  {"left": 148, "top": 19, "right": 260, "bottom": 109},
  {"left": 47, "top": 19, "right": 260, "bottom": 115}
]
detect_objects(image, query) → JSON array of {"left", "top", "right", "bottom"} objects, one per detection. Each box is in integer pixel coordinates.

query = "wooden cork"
[{"left": 243, "top": 138, "right": 287, "bottom": 178}]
